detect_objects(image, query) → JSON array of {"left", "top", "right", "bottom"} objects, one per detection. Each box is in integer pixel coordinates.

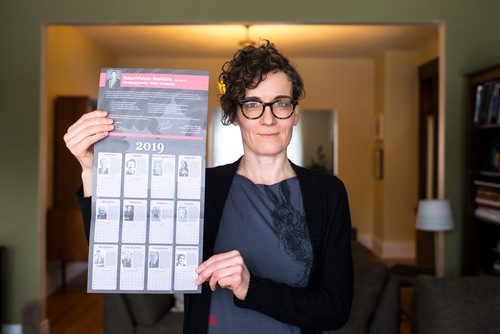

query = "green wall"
[{"left": 1, "top": 0, "right": 500, "bottom": 324}]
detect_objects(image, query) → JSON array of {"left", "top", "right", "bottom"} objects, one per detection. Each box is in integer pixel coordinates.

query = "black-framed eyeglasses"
[{"left": 237, "top": 98, "right": 298, "bottom": 120}]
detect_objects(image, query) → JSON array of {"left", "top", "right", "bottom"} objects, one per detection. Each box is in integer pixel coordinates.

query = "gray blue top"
[{"left": 208, "top": 174, "right": 313, "bottom": 334}]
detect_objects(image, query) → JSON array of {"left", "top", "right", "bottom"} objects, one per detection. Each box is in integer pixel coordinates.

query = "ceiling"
[{"left": 73, "top": 24, "right": 439, "bottom": 58}]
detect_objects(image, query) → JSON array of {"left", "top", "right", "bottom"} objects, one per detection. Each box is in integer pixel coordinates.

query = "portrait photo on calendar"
[{"left": 87, "top": 68, "right": 208, "bottom": 294}]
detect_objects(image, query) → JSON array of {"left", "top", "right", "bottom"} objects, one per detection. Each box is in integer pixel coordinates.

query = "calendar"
[{"left": 87, "top": 68, "right": 208, "bottom": 294}]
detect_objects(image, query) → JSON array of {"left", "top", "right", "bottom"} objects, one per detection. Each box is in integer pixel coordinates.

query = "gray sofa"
[
  {"left": 103, "top": 241, "right": 399, "bottom": 333},
  {"left": 103, "top": 294, "right": 183, "bottom": 334},
  {"left": 412, "top": 275, "right": 500, "bottom": 334},
  {"left": 326, "top": 241, "right": 400, "bottom": 334}
]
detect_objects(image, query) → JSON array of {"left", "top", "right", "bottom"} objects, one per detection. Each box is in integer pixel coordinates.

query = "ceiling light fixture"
[{"left": 239, "top": 25, "right": 257, "bottom": 47}]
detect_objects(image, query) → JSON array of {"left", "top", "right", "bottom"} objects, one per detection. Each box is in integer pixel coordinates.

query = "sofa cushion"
[
  {"left": 124, "top": 294, "right": 174, "bottom": 326},
  {"left": 413, "top": 275, "right": 500, "bottom": 334},
  {"left": 137, "top": 311, "right": 184, "bottom": 334},
  {"left": 348, "top": 256, "right": 388, "bottom": 330},
  {"left": 327, "top": 242, "right": 389, "bottom": 333},
  {"left": 104, "top": 295, "right": 134, "bottom": 334},
  {"left": 368, "top": 276, "right": 399, "bottom": 334}
]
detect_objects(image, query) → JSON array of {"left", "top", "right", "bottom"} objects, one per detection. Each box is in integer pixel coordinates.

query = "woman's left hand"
[{"left": 195, "top": 250, "right": 250, "bottom": 301}]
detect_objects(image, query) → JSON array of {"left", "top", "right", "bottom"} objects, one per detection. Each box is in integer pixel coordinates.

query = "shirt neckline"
[{"left": 234, "top": 173, "right": 298, "bottom": 187}]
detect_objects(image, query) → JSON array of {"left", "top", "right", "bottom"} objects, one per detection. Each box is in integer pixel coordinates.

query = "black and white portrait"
[
  {"left": 177, "top": 206, "right": 188, "bottom": 223},
  {"left": 178, "top": 160, "right": 189, "bottom": 177},
  {"left": 175, "top": 253, "right": 186, "bottom": 267},
  {"left": 121, "top": 251, "right": 132, "bottom": 268},
  {"left": 107, "top": 70, "right": 121, "bottom": 89},
  {"left": 125, "top": 159, "right": 136, "bottom": 176},
  {"left": 96, "top": 206, "right": 108, "bottom": 220},
  {"left": 149, "top": 251, "right": 160, "bottom": 268},
  {"left": 94, "top": 249, "right": 105, "bottom": 267},
  {"left": 98, "top": 157, "right": 109, "bottom": 175},
  {"left": 124, "top": 205, "right": 135, "bottom": 221},
  {"left": 151, "top": 206, "right": 161, "bottom": 222},
  {"left": 152, "top": 159, "right": 163, "bottom": 176}
]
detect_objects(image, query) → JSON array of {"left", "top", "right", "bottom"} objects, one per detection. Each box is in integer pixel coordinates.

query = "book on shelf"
[
  {"left": 493, "top": 139, "right": 500, "bottom": 171},
  {"left": 487, "top": 81, "right": 500, "bottom": 124},
  {"left": 494, "top": 260, "right": 500, "bottom": 275},
  {"left": 474, "top": 180, "right": 500, "bottom": 188},
  {"left": 473, "top": 80, "right": 500, "bottom": 126},
  {"left": 473, "top": 84, "right": 484, "bottom": 124},
  {"left": 493, "top": 243, "right": 500, "bottom": 256},
  {"left": 475, "top": 182, "right": 500, "bottom": 209},
  {"left": 475, "top": 207, "right": 500, "bottom": 223},
  {"left": 480, "top": 80, "right": 493, "bottom": 125},
  {"left": 476, "top": 186, "right": 500, "bottom": 201},
  {"left": 476, "top": 198, "right": 500, "bottom": 208}
]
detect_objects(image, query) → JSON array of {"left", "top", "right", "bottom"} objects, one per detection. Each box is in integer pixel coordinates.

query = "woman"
[{"left": 64, "top": 41, "right": 353, "bottom": 334}]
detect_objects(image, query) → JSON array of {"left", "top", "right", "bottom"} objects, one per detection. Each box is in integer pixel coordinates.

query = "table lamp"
[{"left": 416, "top": 199, "right": 455, "bottom": 277}]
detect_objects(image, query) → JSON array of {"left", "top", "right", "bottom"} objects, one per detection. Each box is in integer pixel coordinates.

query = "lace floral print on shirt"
[{"left": 264, "top": 181, "right": 312, "bottom": 286}]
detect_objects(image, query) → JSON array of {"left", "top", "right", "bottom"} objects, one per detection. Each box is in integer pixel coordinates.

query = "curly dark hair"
[{"left": 218, "top": 40, "right": 305, "bottom": 125}]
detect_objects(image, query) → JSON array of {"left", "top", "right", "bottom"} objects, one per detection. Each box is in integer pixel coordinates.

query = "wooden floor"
[{"left": 47, "top": 272, "right": 103, "bottom": 334}]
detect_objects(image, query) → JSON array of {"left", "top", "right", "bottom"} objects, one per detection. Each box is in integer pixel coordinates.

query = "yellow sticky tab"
[{"left": 217, "top": 80, "right": 226, "bottom": 95}]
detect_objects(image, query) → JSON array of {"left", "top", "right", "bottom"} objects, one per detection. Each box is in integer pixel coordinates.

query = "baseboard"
[
  {"left": 356, "top": 233, "right": 374, "bottom": 249},
  {"left": 2, "top": 324, "right": 22, "bottom": 334},
  {"left": 40, "top": 319, "right": 50, "bottom": 334},
  {"left": 373, "top": 236, "right": 415, "bottom": 259}
]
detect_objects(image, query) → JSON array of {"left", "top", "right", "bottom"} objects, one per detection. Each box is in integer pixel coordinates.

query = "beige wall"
[
  {"left": 372, "top": 51, "right": 419, "bottom": 257},
  {"left": 46, "top": 26, "right": 116, "bottom": 205},
  {"left": 383, "top": 51, "right": 419, "bottom": 241},
  {"left": 296, "top": 58, "right": 375, "bottom": 237},
  {"left": 418, "top": 36, "right": 439, "bottom": 66}
]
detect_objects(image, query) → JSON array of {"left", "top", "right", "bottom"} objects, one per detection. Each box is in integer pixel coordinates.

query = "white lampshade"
[{"left": 416, "top": 199, "right": 455, "bottom": 231}]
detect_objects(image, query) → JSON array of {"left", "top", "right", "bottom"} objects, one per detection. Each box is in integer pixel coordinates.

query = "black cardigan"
[
  {"left": 184, "top": 160, "right": 352, "bottom": 334},
  {"left": 78, "top": 159, "right": 353, "bottom": 334}
]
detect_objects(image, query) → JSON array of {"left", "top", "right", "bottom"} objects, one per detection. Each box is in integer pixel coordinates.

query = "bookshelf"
[{"left": 463, "top": 63, "right": 500, "bottom": 275}]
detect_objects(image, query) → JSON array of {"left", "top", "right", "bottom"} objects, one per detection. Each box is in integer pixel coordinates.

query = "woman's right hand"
[{"left": 63, "top": 110, "right": 114, "bottom": 195}]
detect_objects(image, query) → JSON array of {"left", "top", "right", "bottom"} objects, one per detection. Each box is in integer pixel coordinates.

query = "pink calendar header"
[{"left": 99, "top": 72, "right": 209, "bottom": 91}]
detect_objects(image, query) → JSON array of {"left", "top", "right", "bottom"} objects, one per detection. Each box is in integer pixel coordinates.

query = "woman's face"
[{"left": 234, "top": 71, "right": 299, "bottom": 159}]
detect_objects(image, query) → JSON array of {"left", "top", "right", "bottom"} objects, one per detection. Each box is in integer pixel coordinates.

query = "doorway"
[
  {"left": 41, "top": 23, "right": 441, "bottom": 331},
  {"left": 417, "top": 58, "right": 439, "bottom": 268}
]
